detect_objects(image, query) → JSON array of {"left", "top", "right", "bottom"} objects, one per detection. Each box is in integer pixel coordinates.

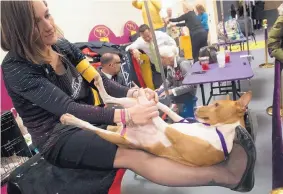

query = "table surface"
[{"left": 183, "top": 51, "right": 254, "bottom": 85}]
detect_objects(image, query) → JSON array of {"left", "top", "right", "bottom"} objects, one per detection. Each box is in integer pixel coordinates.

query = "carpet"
[{"left": 220, "top": 40, "right": 265, "bottom": 52}]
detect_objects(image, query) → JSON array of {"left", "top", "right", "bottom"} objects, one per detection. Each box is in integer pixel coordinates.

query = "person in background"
[
  {"left": 230, "top": 4, "right": 237, "bottom": 19},
  {"left": 155, "top": 45, "right": 197, "bottom": 111},
  {"left": 195, "top": 4, "right": 209, "bottom": 32},
  {"left": 268, "top": 3, "right": 283, "bottom": 63},
  {"left": 126, "top": 24, "right": 176, "bottom": 88},
  {"left": 99, "top": 53, "right": 127, "bottom": 86},
  {"left": 169, "top": 1, "right": 208, "bottom": 62},
  {"left": 254, "top": 0, "right": 265, "bottom": 30},
  {"left": 163, "top": 8, "right": 181, "bottom": 45},
  {"left": 132, "top": 0, "right": 165, "bottom": 32}
]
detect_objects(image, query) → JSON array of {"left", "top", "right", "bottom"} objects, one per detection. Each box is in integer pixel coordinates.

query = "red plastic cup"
[
  {"left": 199, "top": 57, "right": 210, "bottom": 71},
  {"left": 225, "top": 51, "right": 230, "bottom": 63}
]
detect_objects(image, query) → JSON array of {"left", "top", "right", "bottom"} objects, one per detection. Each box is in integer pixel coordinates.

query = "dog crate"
[{"left": 1, "top": 111, "right": 32, "bottom": 186}]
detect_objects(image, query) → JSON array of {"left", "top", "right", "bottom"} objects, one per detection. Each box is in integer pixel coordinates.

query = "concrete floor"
[{"left": 121, "top": 31, "right": 275, "bottom": 194}]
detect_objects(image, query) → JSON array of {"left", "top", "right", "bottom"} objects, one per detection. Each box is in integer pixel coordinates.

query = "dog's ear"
[{"left": 237, "top": 91, "right": 252, "bottom": 108}]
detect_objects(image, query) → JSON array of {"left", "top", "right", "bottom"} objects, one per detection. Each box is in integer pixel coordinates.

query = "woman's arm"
[
  {"left": 175, "top": 22, "right": 186, "bottom": 27},
  {"left": 58, "top": 38, "right": 130, "bottom": 98},
  {"left": 200, "top": 13, "right": 208, "bottom": 26},
  {"left": 169, "top": 13, "right": 187, "bottom": 23},
  {"left": 2, "top": 61, "right": 121, "bottom": 125},
  {"left": 268, "top": 16, "right": 283, "bottom": 63}
]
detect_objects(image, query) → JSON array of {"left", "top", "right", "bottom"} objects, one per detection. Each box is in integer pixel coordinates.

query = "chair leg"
[{"left": 252, "top": 34, "right": 257, "bottom": 45}]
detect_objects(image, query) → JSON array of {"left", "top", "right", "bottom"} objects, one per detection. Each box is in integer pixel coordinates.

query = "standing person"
[
  {"left": 195, "top": 4, "right": 209, "bottom": 32},
  {"left": 99, "top": 53, "right": 127, "bottom": 86},
  {"left": 268, "top": 3, "right": 283, "bottom": 63},
  {"left": 126, "top": 24, "right": 176, "bottom": 88},
  {"left": 169, "top": 1, "right": 208, "bottom": 62},
  {"left": 132, "top": 0, "right": 165, "bottom": 32},
  {"left": 230, "top": 4, "right": 237, "bottom": 19},
  {"left": 163, "top": 8, "right": 181, "bottom": 45},
  {"left": 254, "top": 0, "right": 265, "bottom": 30}
]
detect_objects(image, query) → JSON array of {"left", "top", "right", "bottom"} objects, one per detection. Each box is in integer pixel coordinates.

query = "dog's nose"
[{"left": 193, "top": 107, "right": 198, "bottom": 112}]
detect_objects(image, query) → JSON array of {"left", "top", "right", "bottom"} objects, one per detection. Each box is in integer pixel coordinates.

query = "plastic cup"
[
  {"left": 217, "top": 52, "right": 226, "bottom": 68},
  {"left": 199, "top": 56, "right": 210, "bottom": 71},
  {"left": 225, "top": 50, "right": 230, "bottom": 63}
]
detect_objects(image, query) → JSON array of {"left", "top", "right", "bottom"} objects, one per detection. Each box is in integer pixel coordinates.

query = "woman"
[
  {"left": 155, "top": 45, "right": 197, "bottom": 117},
  {"left": 195, "top": 4, "right": 209, "bottom": 32},
  {"left": 169, "top": 1, "right": 208, "bottom": 62},
  {"left": 1, "top": 1, "right": 255, "bottom": 193}
]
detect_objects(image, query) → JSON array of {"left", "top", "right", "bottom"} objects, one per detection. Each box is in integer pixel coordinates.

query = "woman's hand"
[
  {"left": 144, "top": 88, "right": 159, "bottom": 102},
  {"left": 128, "top": 101, "right": 159, "bottom": 125},
  {"left": 160, "top": 90, "right": 173, "bottom": 97}
]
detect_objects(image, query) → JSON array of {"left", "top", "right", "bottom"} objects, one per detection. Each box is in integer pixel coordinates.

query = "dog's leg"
[
  {"left": 60, "top": 114, "right": 132, "bottom": 146},
  {"left": 94, "top": 75, "right": 137, "bottom": 108},
  {"left": 157, "top": 102, "right": 184, "bottom": 122}
]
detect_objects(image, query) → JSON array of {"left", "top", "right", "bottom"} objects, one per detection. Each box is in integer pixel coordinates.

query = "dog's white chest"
[{"left": 169, "top": 123, "right": 229, "bottom": 151}]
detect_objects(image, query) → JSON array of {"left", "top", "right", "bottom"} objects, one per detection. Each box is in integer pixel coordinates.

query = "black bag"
[{"left": 199, "top": 44, "right": 219, "bottom": 64}]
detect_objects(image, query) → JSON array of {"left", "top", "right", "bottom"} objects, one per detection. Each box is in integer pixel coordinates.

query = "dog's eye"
[{"left": 215, "top": 103, "right": 219, "bottom": 107}]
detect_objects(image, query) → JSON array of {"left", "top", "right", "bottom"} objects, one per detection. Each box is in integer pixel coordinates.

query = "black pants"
[
  {"left": 191, "top": 30, "right": 208, "bottom": 62},
  {"left": 151, "top": 63, "right": 167, "bottom": 89},
  {"left": 255, "top": 19, "right": 262, "bottom": 30}
]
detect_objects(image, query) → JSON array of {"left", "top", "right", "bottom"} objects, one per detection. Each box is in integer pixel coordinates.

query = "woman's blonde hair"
[
  {"left": 182, "top": 0, "right": 193, "bottom": 13},
  {"left": 196, "top": 4, "right": 206, "bottom": 14}
]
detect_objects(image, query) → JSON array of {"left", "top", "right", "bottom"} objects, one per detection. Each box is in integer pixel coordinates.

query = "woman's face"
[{"left": 33, "top": 1, "right": 57, "bottom": 46}]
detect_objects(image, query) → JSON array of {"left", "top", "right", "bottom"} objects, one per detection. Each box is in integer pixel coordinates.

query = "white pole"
[{"left": 144, "top": 0, "right": 170, "bottom": 96}]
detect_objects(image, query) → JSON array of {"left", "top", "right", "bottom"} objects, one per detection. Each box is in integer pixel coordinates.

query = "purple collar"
[{"left": 177, "top": 117, "right": 229, "bottom": 160}]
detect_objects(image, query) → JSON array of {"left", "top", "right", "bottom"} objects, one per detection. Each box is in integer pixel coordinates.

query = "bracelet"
[
  {"left": 120, "top": 109, "right": 127, "bottom": 137},
  {"left": 125, "top": 108, "right": 134, "bottom": 127}
]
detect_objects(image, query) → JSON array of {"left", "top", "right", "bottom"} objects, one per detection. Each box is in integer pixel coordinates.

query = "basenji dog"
[{"left": 60, "top": 75, "right": 252, "bottom": 167}]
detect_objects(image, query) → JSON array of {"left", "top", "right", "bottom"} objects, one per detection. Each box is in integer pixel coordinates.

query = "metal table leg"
[
  {"left": 200, "top": 84, "right": 206, "bottom": 105},
  {"left": 231, "top": 81, "right": 237, "bottom": 100}
]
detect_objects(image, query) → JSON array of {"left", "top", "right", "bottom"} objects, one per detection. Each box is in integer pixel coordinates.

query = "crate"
[{"left": 1, "top": 111, "right": 32, "bottom": 185}]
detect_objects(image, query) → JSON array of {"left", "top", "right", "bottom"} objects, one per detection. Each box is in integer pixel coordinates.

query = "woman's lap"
[{"left": 44, "top": 128, "right": 118, "bottom": 171}]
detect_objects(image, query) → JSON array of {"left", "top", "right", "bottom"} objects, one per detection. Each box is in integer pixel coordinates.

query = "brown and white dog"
[{"left": 61, "top": 75, "right": 252, "bottom": 167}]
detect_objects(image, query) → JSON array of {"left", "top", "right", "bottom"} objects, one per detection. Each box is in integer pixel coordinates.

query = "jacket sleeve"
[
  {"left": 61, "top": 38, "right": 129, "bottom": 98},
  {"left": 267, "top": 16, "right": 283, "bottom": 63},
  {"left": 2, "top": 60, "right": 116, "bottom": 125},
  {"left": 150, "top": 0, "right": 161, "bottom": 11},
  {"left": 176, "top": 22, "right": 186, "bottom": 27},
  {"left": 169, "top": 13, "right": 187, "bottom": 23},
  {"left": 132, "top": 0, "right": 142, "bottom": 9},
  {"left": 171, "top": 60, "right": 197, "bottom": 96}
]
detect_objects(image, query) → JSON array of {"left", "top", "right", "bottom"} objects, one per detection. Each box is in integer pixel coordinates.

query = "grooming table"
[
  {"left": 183, "top": 51, "right": 254, "bottom": 105},
  {"left": 217, "top": 38, "right": 247, "bottom": 51},
  {"left": 6, "top": 154, "right": 125, "bottom": 194}
]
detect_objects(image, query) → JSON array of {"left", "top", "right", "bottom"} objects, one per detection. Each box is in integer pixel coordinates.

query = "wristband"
[{"left": 120, "top": 109, "right": 127, "bottom": 137}]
